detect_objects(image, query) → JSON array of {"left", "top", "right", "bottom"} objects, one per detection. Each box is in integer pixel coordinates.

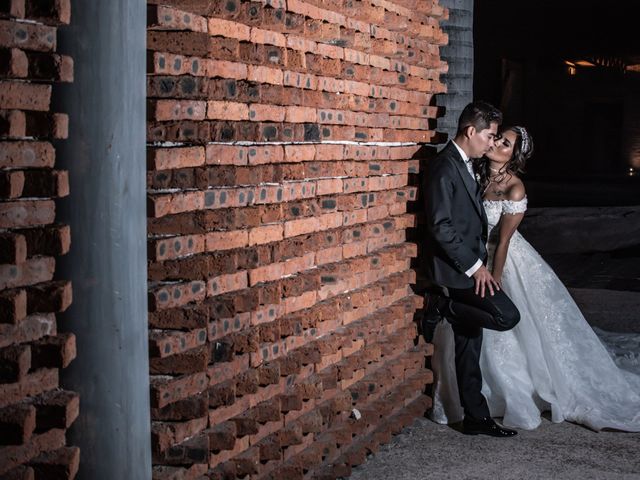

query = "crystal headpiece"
[{"left": 513, "top": 126, "right": 531, "bottom": 153}]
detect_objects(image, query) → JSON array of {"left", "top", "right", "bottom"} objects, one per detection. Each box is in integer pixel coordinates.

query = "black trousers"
[{"left": 445, "top": 286, "right": 520, "bottom": 420}]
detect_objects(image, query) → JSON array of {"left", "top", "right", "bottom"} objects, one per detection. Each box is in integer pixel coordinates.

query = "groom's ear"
[{"left": 465, "top": 125, "right": 476, "bottom": 138}]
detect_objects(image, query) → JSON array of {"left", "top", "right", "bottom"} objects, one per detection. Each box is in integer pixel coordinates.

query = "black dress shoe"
[
  {"left": 420, "top": 292, "right": 445, "bottom": 343},
  {"left": 462, "top": 417, "right": 518, "bottom": 437}
]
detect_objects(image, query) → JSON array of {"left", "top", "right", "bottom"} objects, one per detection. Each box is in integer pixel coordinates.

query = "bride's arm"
[
  {"left": 492, "top": 212, "right": 524, "bottom": 285},
  {"left": 491, "top": 183, "right": 526, "bottom": 285}
]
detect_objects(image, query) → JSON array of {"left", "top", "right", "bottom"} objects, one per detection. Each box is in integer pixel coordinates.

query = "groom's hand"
[{"left": 472, "top": 266, "right": 500, "bottom": 298}]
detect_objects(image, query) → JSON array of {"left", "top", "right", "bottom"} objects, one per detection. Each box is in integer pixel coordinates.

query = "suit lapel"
[{"left": 445, "top": 143, "right": 484, "bottom": 217}]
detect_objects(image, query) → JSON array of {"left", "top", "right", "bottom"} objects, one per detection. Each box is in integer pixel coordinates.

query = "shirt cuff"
[{"left": 465, "top": 259, "right": 482, "bottom": 277}]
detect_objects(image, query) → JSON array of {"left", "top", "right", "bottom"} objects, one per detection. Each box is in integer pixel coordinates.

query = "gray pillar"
[
  {"left": 436, "top": 0, "right": 474, "bottom": 143},
  {"left": 55, "top": 1, "right": 151, "bottom": 479}
]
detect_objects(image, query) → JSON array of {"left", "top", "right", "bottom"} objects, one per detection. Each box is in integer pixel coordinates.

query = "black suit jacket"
[{"left": 423, "top": 142, "right": 488, "bottom": 289}]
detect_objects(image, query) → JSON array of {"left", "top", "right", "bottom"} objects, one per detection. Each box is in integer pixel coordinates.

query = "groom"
[{"left": 422, "top": 101, "right": 521, "bottom": 437}]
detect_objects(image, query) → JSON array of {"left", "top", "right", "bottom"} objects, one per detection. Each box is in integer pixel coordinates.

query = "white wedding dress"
[{"left": 430, "top": 197, "right": 640, "bottom": 431}]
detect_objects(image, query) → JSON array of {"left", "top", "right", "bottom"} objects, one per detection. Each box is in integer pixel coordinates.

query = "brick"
[
  {"left": 0, "top": 232, "right": 26, "bottom": 264},
  {"left": 28, "top": 332, "right": 75, "bottom": 369},
  {"left": 0, "top": 289, "right": 27, "bottom": 324},
  {"left": 207, "top": 271, "right": 248, "bottom": 296},
  {"left": 16, "top": 169, "right": 67, "bottom": 198},
  {"left": 151, "top": 234, "right": 204, "bottom": 262},
  {"left": 0, "top": 81, "right": 50, "bottom": 111},
  {"left": 205, "top": 144, "right": 247, "bottom": 166},
  {"left": 204, "top": 230, "right": 248, "bottom": 252},
  {"left": 0, "top": 141, "right": 54, "bottom": 169},
  {"left": 0, "top": 465, "right": 34, "bottom": 480},
  {"left": 150, "top": 373, "right": 208, "bottom": 409},
  {"left": 152, "top": 416, "right": 208, "bottom": 454},
  {"left": 148, "top": 30, "right": 210, "bottom": 56},
  {"left": 22, "top": 111, "right": 67, "bottom": 139},
  {"left": 284, "top": 290, "right": 316, "bottom": 314},
  {"left": 152, "top": 99, "right": 207, "bottom": 121},
  {"left": 0, "top": 257, "right": 54, "bottom": 291},
  {"left": 0, "top": 403, "right": 36, "bottom": 446},
  {"left": 149, "top": 51, "right": 205, "bottom": 76},
  {"left": 13, "top": 225, "right": 67, "bottom": 259},
  {"left": 0, "top": 199, "right": 56, "bottom": 229},
  {"left": 148, "top": 4, "right": 207, "bottom": 32},
  {"left": 149, "top": 328, "right": 207, "bottom": 359},
  {"left": 0, "top": 428, "right": 64, "bottom": 475},
  {"left": 207, "top": 353, "right": 250, "bottom": 386},
  {"left": 151, "top": 464, "right": 208, "bottom": 480},
  {"left": 209, "top": 435, "right": 249, "bottom": 469},
  {"left": 248, "top": 262, "right": 284, "bottom": 286},
  {"left": 0, "top": 343, "right": 30, "bottom": 384},
  {"left": 248, "top": 224, "right": 283, "bottom": 246},
  {"left": 207, "top": 17, "right": 250, "bottom": 40},
  {"left": 0, "top": 48, "right": 27, "bottom": 78},
  {"left": 0, "top": 312, "right": 56, "bottom": 351},
  {"left": 205, "top": 58, "right": 247, "bottom": 79},
  {"left": 251, "top": 27, "right": 286, "bottom": 47},
  {"left": 247, "top": 64, "right": 283, "bottom": 85},
  {"left": 24, "top": 0, "right": 71, "bottom": 25},
  {"left": 278, "top": 146, "right": 312, "bottom": 166},
  {"left": 153, "top": 434, "right": 209, "bottom": 466},
  {"left": 25, "top": 280, "right": 72, "bottom": 314},
  {"left": 151, "top": 393, "right": 208, "bottom": 422},
  {"left": 28, "top": 446, "right": 79, "bottom": 479},
  {"left": 205, "top": 420, "right": 236, "bottom": 452},
  {"left": 315, "top": 178, "right": 342, "bottom": 196},
  {"left": 0, "top": 368, "right": 58, "bottom": 409},
  {"left": 148, "top": 281, "right": 206, "bottom": 311},
  {"left": 248, "top": 103, "right": 285, "bottom": 122},
  {"left": 0, "top": 109, "right": 26, "bottom": 137},
  {"left": 25, "top": 51, "right": 73, "bottom": 81},
  {"left": 1, "top": 1, "right": 25, "bottom": 19},
  {"left": 283, "top": 217, "right": 318, "bottom": 238},
  {"left": 0, "top": 19, "right": 56, "bottom": 52},
  {"left": 206, "top": 100, "right": 249, "bottom": 121}
]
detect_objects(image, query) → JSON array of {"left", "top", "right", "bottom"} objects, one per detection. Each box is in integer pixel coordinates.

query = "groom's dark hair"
[{"left": 456, "top": 101, "right": 502, "bottom": 135}]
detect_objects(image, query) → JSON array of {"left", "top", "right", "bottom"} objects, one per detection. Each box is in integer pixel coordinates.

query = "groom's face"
[{"left": 468, "top": 121, "right": 498, "bottom": 158}]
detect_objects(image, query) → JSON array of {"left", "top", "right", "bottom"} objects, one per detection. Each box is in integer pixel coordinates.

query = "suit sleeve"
[{"left": 424, "top": 159, "right": 481, "bottom": 274}]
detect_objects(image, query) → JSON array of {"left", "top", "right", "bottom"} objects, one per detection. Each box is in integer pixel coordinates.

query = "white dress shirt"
[{"left": 450, "top": 140, "right": 482, "bottom": 277}]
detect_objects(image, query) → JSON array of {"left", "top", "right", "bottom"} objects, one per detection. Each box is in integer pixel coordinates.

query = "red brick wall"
[
  {"left": 0, "top": 2, "right": 79, "bottom": 479},
  {"left": 147, "top": 1, "right": 447, "bottom": 478}
]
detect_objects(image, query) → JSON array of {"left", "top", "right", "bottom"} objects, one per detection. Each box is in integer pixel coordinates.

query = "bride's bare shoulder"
[{"left": 507, "top": 177, "right": 526, "bottom": 201}]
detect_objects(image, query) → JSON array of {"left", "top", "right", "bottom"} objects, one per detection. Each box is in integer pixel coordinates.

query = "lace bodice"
[{"left": 484, "top": 197, "right": 528, "bottom": 231}]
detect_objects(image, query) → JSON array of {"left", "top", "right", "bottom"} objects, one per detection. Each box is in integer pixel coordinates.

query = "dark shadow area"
[{"left": 475, "top": 0, "right": 640, "bottom": 207}]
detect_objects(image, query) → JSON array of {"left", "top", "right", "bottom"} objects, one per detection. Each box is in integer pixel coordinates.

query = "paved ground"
[
  {"left": 349, "top": 204, "right": 640, "bottom": 479},
  {"left": 349, "top": 417, "right": 640, "bottom": 480}
]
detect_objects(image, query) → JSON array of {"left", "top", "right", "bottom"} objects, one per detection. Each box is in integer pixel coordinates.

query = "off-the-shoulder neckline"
[{"left": 483, "top": 196, "right": 528, "bottom": 204}]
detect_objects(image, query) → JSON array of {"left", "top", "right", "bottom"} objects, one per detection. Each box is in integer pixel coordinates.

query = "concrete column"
[
  {"left": 55, "top": 1, "right": 151, "bottom": 479},
  {"left": 436, "top": 0, "right": 474, "bottom": 143}
]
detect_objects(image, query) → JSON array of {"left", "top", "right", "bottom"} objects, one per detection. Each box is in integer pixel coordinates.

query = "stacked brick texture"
[
  {"left": 0, "top": 2, "right": 79, "bottom": 479},
  {"left": 147, "top": 0, "right": 446, "bottom": 479}
]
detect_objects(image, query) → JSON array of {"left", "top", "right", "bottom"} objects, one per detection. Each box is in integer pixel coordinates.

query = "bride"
[{"left": 430, "top": 126, "right": 640, "bottom": 431}]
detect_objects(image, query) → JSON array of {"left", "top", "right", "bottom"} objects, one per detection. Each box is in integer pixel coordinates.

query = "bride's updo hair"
[{"left": 476, "top": 126, "right": 534, "bottom": 188}]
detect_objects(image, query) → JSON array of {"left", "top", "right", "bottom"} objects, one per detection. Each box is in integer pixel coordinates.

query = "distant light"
[
  {"left": 567, "top": 65, "right": 576, "bottom": 76},
  {"left": 574, "top": 60, "right": 596, "bottom": 67},
  {"left": 627, "top": 64, "right": 640, "bottom": 72},
  {"left": 564, "top": 60, "right": 576, "bottom": 67},
  {"left": 629, "top": 167, "right": 636, "bottom": 177}
]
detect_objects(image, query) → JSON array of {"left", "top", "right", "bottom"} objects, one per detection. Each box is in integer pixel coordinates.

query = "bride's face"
[{"left": 486, "top": 129, "right": 517, "bottom": 165}]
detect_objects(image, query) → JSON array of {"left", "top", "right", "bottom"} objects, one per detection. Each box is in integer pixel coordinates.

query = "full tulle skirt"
[{"left": 430, "top": 231, "right": 640, "bottom": 431}]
